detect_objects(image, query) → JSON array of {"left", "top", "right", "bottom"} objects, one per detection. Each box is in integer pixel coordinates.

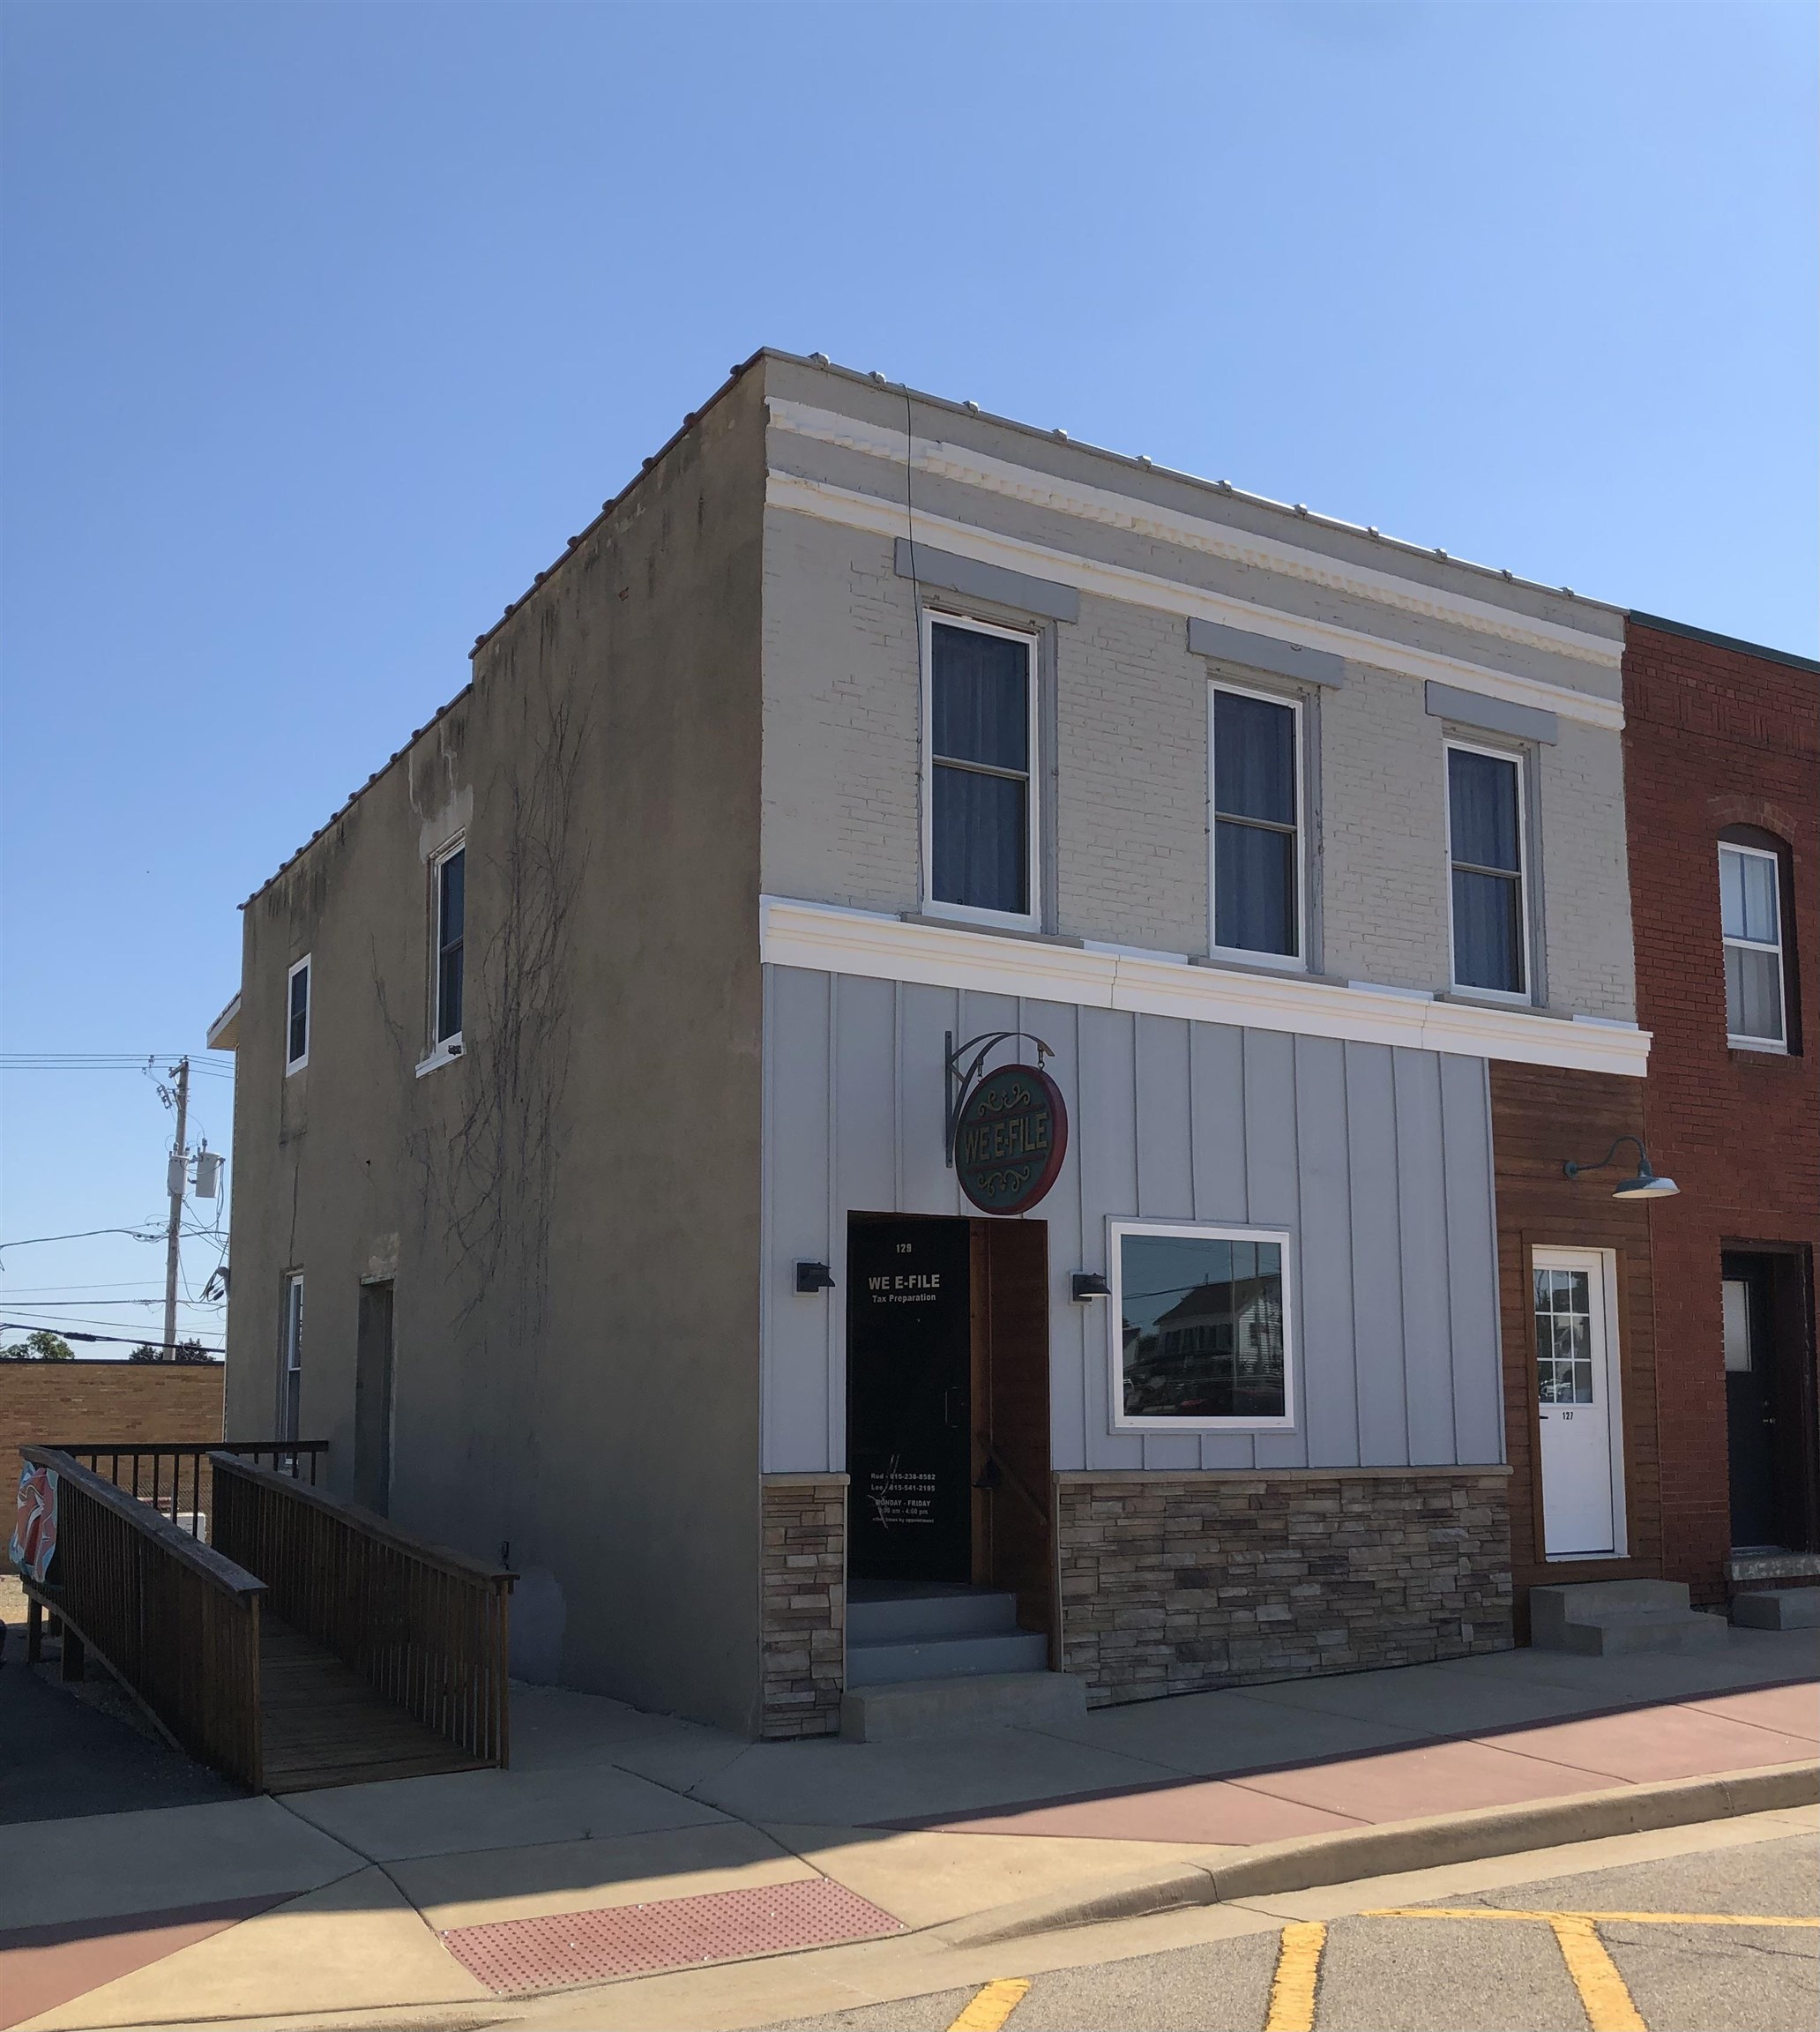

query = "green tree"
[{"left": 0, "top": 1329, "right": 77, "bottom": 1362}]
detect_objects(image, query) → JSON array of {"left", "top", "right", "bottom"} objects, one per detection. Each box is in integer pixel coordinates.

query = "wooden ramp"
[{"left": 259, "top": 1617, "right": 489, "bottom": 1792}]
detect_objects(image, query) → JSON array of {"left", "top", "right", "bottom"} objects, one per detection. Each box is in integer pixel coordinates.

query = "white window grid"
[
  {"left": 919, "top": 609, "right": 1042, "bottom": 933},
  {"left": 431, "top": 836, "right": 466, "bottom": 1050},
  {"left": 285, "top": 954, "right": 311, "bottom": 1074},
  {"left": 1443, "top": 738, "right": 1533, "bottom": 1005},
  {"left": 1106, "top": 1217, "right": 1297, "bottom": 1433},
  {"left": 1207, "top": 677, "right": 1307, "bottom": 973},
  {"left": 1719, "top": 841, "right": 1786, "bottom": 1052}
]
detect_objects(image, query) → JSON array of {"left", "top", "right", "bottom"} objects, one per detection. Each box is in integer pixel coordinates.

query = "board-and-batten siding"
[{"left": 762, "top": 963, "right": 1505, "bottom": 1477}]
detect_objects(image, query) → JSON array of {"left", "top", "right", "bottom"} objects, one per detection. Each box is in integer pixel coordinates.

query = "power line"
[
  {"left": 1, "top": 1320, "right": 224, "bottom": 1355},
  {"left": 0, "top": 1225, "right": 168, "bottom": 1249}
]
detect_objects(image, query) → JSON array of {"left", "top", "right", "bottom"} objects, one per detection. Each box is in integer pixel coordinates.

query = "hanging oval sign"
[{"left": 954, "top": 1064, "right": 1070, "bottom": 1215}]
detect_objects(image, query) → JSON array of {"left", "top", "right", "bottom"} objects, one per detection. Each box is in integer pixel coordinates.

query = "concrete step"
[
  {"left": 1531, "top": 1579, "right": 1730, "bottom": 1656},
  {"left": 847, "top": 1588, "right": 1018, "bottom": 1647},
  {"left": 841, "top": 1670, "right": 1089, "bottom": 1742},
  {"left": 1731, "top": 1588, "right": 1820, "bottom": 1631},
  {"left": 847, "top": 1628, "right": 1050, "bottom": 1687}
]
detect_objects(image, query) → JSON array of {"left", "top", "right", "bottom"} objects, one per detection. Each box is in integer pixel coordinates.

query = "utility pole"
[{"left": 162, "top": 1057, "right": 189, "bottom": 1358}]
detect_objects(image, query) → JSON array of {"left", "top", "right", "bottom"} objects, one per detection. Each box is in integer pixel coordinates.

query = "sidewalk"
[{"left": 3, "top": 1625, "right": 1815, "bottom": 2030}]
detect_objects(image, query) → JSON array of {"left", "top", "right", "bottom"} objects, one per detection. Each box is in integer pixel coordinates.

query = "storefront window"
[{"left": 1109, "top": 1222, "right": 1294, "bottom": 1429}]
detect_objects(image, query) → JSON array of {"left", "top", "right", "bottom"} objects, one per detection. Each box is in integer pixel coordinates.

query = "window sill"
[
  {"left": 902, "top": 912, "right": 1082, "bottom": 949},
  {"left": 415, "top": 1039, "right": 465, "bottom": 1079},
  {"left": 1194, "top": 952, "right": 1336, "bottom": 985},
  {"left": 1729, "top": 1042, "right": 1799, "bottom": 1064}
]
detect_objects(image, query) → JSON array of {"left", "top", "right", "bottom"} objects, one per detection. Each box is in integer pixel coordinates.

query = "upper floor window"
[
  {"left": 1211, "top": 684, "right": 1302, "bottom": 964},
  {"left": 1447, "top": 744, "right": 1528, "bottom": 998},
  {"left": 280, "top": 1271, "right": 303, "bottom": 1441},
  {"left": 923, "top": 615, "right": 1039, "bottom": 930},
  {"left": 434, "top": 843, "right": 466, "bottom": 1045},
  {"left": 1719, "top": 840, "right": 1786, "bottom": 1050},
  {"left": 286, "top": 955, "right": 311, "bottom": 1073}
]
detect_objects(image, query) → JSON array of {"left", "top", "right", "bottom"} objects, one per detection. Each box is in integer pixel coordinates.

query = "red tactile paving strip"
[{"left": 439, "top": 1879, "right": 905, "bottom": 1994}]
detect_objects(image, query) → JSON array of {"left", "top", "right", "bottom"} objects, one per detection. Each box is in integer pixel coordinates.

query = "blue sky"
[{"left": 2, "top": 2, "right": 1814, "bottom": 1355}]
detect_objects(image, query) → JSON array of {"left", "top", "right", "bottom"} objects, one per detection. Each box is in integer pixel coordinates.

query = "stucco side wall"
[{"left": 227, "top": 374, "right": 770, "bottom": 1733}]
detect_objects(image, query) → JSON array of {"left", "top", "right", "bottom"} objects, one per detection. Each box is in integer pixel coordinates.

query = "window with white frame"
[
  {"left": 286, "top": 955, "right": 311, "bottom": 1072},
  {"left": 1211, "top": 684, "right": 1302, "bottom": 962},
  {"left": 924, "top": 615, "right": 1039, "bottom": 928},
  {"left": 1108, "top": 1221, "right": 1294, "bottom": 1430},
  {"left": 433, "top": 842, "right": 466, "bottom": 1046},
  {"left": 1447, "top": 744, "right": 1528, "bottom": 997},
  {"left": 1719, "top": 841, "right": 1786, "bottom": 1048},
  {"left": 280, "top": 1272, "right": 303, "bottom": 1442}
]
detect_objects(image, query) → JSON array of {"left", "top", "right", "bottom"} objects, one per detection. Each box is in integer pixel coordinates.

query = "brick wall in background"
[
  {"left": 1622, "top": 620, "right": 1820, "bottom": 1601},
  {"left": 1056, "top": 1468, "right": 1513, "bottom": 1706},
  {"left": 2, "top": 1362, "right": 225, "bottom": 1567},
  {"left": 1490, "top": 1060, "right": 1663, "bottom": 1614}
]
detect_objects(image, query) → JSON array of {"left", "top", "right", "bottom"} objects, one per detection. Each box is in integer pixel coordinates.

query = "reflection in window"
[
  {"left": 1212, "top": 688, "right": 1299, "bottom": 958},
  {"left": 1116, "top": 1229, "right": 1287, "bottom": 1422},
  {"left": 1448, "top": 747, "right": 1526, "bottom": 995},
  {"left": 929, "top": 620, "right": 1033, "bottom": 920},
  {"left": 1719, "top": 843, "right": 1785, "bottom": 1047},
  {"left": 1533, "top": 1266, "right": 1593, "bottom": 1405}
]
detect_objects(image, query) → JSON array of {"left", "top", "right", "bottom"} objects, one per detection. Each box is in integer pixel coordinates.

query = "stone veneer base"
[
  {"left": 760, "top": 1474, "right": 847, "bottom": 1739},
  {"left": 1058, "top": 1468, "right": 1514, "bottom": 1707}
]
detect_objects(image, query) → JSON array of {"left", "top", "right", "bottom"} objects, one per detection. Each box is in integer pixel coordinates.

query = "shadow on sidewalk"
[{"left": 0, "top": 1610, "right": 242, "bottom": 1826}]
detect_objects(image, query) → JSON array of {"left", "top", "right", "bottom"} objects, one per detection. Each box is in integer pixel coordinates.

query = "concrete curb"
[{"left": 935, "top": 1759, "right": 1820, "bottom": 1949}]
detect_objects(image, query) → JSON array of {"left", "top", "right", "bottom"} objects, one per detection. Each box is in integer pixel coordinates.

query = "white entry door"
[{"left": 1533, "top": 1249, "right": 1625, "bottom": 1558}]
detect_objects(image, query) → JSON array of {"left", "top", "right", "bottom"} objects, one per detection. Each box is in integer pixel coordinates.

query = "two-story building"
[{"left": 212, "top": 352, "right": 1660, "bottom": 1738}]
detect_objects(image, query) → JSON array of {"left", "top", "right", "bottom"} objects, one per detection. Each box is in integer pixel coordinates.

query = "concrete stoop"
[
  {"left": 1530, "top": 1578, "right": 1729, "bottom": 1656},
  {"left": 1731, "top": 1588, "right": 1820, "bottom": 1631},
  {"left": 842, "top": 1584, "right": 1085, "bottom": 1739},
  {"left": 841, "top": 1666, "right": 1089, "bottom": 1742}
]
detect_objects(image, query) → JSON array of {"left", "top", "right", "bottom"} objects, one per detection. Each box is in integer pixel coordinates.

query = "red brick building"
[{"left": 1622, "top": 614, "right": 1820, "bottom": 1604}]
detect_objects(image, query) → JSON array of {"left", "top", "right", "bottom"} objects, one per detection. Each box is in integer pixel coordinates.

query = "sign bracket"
[{"left": 944, "top": 1028, "right": 1054, "bottom": 1169}]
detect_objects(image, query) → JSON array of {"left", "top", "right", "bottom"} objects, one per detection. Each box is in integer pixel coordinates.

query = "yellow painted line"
[
  {"left": 947, "top": 1977, "right": 1031, "bottom": 2032},
  {"left": 1366, "top": 1906, "right": 1818, "bottom": 1928},
  {"left": 1264, "top": 1920, "right": 1327, "bottom": 2032},
  {"left": 1548, "top": 1915, "right": 1646, "bottom": 2032}
]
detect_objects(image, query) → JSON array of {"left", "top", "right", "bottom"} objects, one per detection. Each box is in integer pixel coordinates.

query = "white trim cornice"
[
  {"left": 766, "top": 472, "right": 1625, "bottom": 735},
  {"left": 760, "top": 896, "right": 1650, "bottom": 1078},
  {"left": 767, "top": 398, "right": 1622, "bottom": 674}
]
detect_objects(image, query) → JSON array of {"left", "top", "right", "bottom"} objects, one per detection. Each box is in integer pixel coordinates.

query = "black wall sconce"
[
  {"left": 794, "top": 1260, "right": 836, "bottom": 1293},
  {"left": 1071, "top": 1272, "right": 1111, "bottom": 1302},
  {"left": 1563, "top": 1135, "right": 1679, "bottom": 1200}
]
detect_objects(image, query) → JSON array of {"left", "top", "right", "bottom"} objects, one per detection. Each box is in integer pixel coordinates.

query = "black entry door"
[
  {"left": 847, "top": 1217, "right": 973, "bottom": 1584},
  {"left": 1724, "top": 1256, "right": 1778, "bottom": 1548}
]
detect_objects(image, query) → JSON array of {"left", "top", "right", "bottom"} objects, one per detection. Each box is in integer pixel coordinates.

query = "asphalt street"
[{"left": 763, "top": 1834, "right": 1818, "bottom": 2032}]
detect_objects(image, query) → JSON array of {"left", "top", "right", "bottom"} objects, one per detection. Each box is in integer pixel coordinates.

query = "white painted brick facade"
[{"left": 759, "top": 502, "right": 1634, "bottom": 1020}]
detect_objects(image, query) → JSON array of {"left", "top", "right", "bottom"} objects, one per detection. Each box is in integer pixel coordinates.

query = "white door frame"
[{"left": 1533, "top": 1245, "right": 1629, "bottom": 1561}]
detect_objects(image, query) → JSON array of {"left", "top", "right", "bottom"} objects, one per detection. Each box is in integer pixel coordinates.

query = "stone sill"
[
  {"left": 764, "top": 1471, "right": 850, "bottom": 1489},
  {"left": 1055, "top": 1464, "right": 1512, "bottom": 1485}
]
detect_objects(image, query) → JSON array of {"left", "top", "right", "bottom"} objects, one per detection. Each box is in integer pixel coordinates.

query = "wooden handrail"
[
  {"left": 22, "top": 1447, "right": 265, "bottom": 1788},
  {"left": 209, "top": 1453, "right": 515, "bottom": 1767},
  {"left": 44, "top": 1440, "right": 329, "bottom": 1542},
  {"left": 207, "top": 1454, "right": 514, "bottom": 1582},
  {"left": 23, "top": 1448, "right": 262, "bottom": 1596}
]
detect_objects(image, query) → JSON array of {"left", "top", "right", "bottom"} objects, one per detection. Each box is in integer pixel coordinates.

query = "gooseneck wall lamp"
[{"left": 1562, "top": 1135, "right": 1679, "bottom": 1200}]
